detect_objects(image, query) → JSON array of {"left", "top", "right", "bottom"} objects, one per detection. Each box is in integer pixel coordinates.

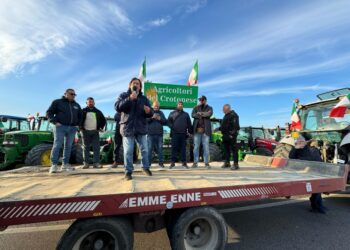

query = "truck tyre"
[
  {"left": 256, "top": 147, "right": 273, "bottom": 156},
  {"left": 273, "top": 143, "right": 293, "bottom": 158},
  {"left": 56, "top": 216, "right": 133, "bottom": 250},
  {"left": 209, "top": 144, "right": 222, "bottom": 161},
  {"left": 25, "top": 144, "right": 53, "bottom": 166},
  {"left": 169, "top": 206, "right": 227, "bottom": 250},
  {"left": 70, "top": 143, "right": 83, "bottom": 164}
]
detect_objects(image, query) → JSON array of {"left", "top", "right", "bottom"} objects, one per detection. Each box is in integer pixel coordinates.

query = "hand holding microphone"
[{"left": 130, "top": 86, "right": 138, "bottom": 100}]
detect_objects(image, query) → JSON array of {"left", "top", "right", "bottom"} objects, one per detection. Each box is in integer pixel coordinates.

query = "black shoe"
[
  {"left": 170, "top": 162, "right": 175, "bottom": 169},
  {"left": 125, "top": 172, "right": 132, "bottom": 181},
  {"left": 221, "top": 162, "right": 230, "bottom": 168},
  {"left": 205, "top": 163, "right": 211, "bottom": 169},
  {"left": 143, "top": 168, "right": 152, "bottom": 176},
  {"left": 182, "top": 162, "right": 189, "bottom": 169},
  {"left": 111, "top": 162, "right": 118, "bottom": 168},
  {"left": 231, "top": 163, "right": 239, "bottom": 170},
  {"left": 191, "top": 163, "right": 198, "bottom": 168},
  {"left": 159, "top": 163, "right": 165, "bottom": 168}
]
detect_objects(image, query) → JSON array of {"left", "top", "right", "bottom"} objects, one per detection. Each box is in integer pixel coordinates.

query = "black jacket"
[
  {"left": 46, "top": 97, "right": 82, "bottom": 126},
  {"left": 289, "top": 146, "right": 322, "bottom": 162},
  {"left": 80, "top": 106, "right": 106, "bottom": 131},
  {"left": 115, "top": 90, "right": 154, "bottom": 137},
  {"left": 192, "top": 104, "right": 213, "bottom": 136},
  {"left": 147, "top": 110, "right": 167, "bottom": 136},
  {"left": 220, "top": 110, "right": 240, "bottom": 141},
  {"left": 168, "top": 109, "right": 192, "bottom": 135}
]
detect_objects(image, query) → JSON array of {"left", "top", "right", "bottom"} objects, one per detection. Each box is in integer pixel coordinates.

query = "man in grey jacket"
[
  {"left": 191, "top": 96, "right": 213, "bottom": 169},
  {"left": 147, "top": 101, "right": 167, "bottom": 168}
]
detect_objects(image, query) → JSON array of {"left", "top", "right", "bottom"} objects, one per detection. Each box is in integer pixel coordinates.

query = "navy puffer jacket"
[{"left": 115, "top": 89, "right": 154, "bottom": 137}]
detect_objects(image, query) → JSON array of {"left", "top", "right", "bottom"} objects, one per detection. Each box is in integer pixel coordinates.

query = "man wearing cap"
[
  {"left": 115, "top": 77, "right": 154, "bottom": 180},
  {"left": 289, "top": 135, "right": 326, "bottom": 214},
  {"left": 168, "top": 101, "right": 192, "bottom": 169},
  {"left": 80, "top": 97, "right": 106, "bottom": 169},
  {"left": 191, "top": 96, "right": 213, "bottom": 169}
]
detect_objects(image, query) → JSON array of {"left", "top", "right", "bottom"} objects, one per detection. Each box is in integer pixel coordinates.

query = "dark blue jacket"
[
  {"left": 168, "top": 109, "right": 193, "bottom": 135},
  {"left": 46, "top": 97, "right": 82, "bottom": 126},
  {"left": 115, "top": 90, "right": 154, "bottom": 137},
  {"left": 147, "top": 110, "right": 167, "bottom": 136}
]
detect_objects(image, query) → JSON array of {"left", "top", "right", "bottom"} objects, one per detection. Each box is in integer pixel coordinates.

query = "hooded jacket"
[
  {"left": 115, "top": 89, "right": 154, "bottom": 137},
  {"left": 80, "top": 106, "right": 106, "bottom": 131}
]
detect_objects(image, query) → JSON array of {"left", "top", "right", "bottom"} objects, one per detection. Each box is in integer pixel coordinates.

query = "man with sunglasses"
[{"left": 47, "top": 88, "right": 82, "bottom": 173}]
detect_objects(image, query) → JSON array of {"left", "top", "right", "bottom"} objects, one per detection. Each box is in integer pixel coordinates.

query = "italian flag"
[
  {"left": 291, "top": 104, "right": 302, "bottom": 130},
  {"left": 329, "top": 94, "right": 350, "bottom": 118},
  {"left": 187, "top": 60, "right": 198, "bottom": 86},
  {"left": 138, "top": 58, "right": 146, "bottom": 83}
]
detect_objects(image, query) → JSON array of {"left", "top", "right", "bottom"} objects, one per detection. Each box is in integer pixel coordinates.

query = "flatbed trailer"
[{"left": 0, "top": 155, "right": 347, "bottom": 249}]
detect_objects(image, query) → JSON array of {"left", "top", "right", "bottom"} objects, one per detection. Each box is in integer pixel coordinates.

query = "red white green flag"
[
  {"left": 290, "top": 104, "right": 302, "bottom": 130},
  {"left": 329, "top": 94, "right": 350, "bottom": 118},
  {"left": 138, "top": 58, "right": 146, "bottom": 83},
  {"left": 187, "top": 60, "right": 198, "bottom": 86}
]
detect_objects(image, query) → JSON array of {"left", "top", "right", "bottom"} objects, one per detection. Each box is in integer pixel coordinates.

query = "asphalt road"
[{"left": 1, "top": 192, "right": 349, "bottom": 250}]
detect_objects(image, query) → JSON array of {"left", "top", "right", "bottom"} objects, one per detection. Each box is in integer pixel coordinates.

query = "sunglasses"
[{"left": 68, "top": 93, "right": 76, "bottom": 96}]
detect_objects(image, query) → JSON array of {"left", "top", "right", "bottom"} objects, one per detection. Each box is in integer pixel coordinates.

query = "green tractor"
[
  {"left": 0, "top": 116, "right": 82, "bottom": 170},
  {"left": 0, "top": 115, "right": 31, "bottom": 145},
  {"left": 274, "top": 88, "right": 350, "bottom": 176}
]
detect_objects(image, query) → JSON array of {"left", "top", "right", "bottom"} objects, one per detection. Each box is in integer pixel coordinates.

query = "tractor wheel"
[
  {"left": 209, "top": 143, "right": 222, "bottom": 161},
  {"left": 70, "top": 144, "right": 83, "bottom": 164},
  {"left": 25, "top": 144, "right": 53, "bottom": 166},
  {"left": 256, "top": 147, "right": 273, "bottom": 156},
  {"left": 273, "top": 143, "right": 293, "bottom": 158}
]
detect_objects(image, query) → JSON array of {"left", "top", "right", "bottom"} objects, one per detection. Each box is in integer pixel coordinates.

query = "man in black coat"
[
  {"left": 289, "top": 135, "right": 326, "bottom": 214},
  {"left": 218, "top": 104, "right": 240, "bottom": 170},
  {"left": 112, "top": 112, "right": 122, "bottom": 168},
  {"left": 115, "top": 77, "right": 154, "bottom": 180},
  {"left": 47, "top": 88, "right": 82, "bottom": 173},
  {"left": 168, "top": 101, "right": 192, "bottom": 169},
  {"left": 80, "top": 97, "right": 106, "bottom": 169}
]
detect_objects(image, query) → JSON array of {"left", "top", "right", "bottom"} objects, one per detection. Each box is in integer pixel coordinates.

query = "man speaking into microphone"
[{"left": 115, "top": 77, "right": 154, "bottom": 180}]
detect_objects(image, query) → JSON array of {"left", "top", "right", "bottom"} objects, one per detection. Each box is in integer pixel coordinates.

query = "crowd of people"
[{"left": 46, "top": 77, "right": 241, "bottom": 180}]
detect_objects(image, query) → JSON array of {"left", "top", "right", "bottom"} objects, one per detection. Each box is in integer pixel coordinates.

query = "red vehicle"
[
  {"left": 238, "top": 127, "right": 279, "bottom": 156},
  {"left": 0, "top": 156, "right": 347, "bottom": 249}
]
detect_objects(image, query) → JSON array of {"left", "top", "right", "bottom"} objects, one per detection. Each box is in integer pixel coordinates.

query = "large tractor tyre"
[
  {"left": 273, "top": 143, "right": 293, "bottom": 158},
  {"left": 256, "top": 147, "right": 273, "bottom": 156},
  {"left": 25, "top": 144, "right": 53, "bottom": 166},
  {"left": 57, "top": 216, "right": 133, "bottom": 250},
  {"left": 70, "top": 143, "right": 83, "bottom": 164},
  {"left": 209, "top": 143, "right": 222, "bottom": 161},
  {"left": 168, "top": 206, "right": 227, "bottom": 250}
]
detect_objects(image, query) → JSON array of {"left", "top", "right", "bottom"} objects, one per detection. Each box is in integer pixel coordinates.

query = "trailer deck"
[{"left": 0, "top": 155, "right": 347, "bottom": 228}]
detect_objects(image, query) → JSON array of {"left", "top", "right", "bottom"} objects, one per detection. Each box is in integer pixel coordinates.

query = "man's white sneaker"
[
  {"left": 62, "top": 164, "right": 75, "bottom": 171},
  {"left": 49, "top": 165, "right": 58, "bottom": 174}
]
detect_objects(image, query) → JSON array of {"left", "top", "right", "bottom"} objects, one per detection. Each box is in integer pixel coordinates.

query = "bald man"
[{"left": 147, "top": 101, "right": 167, "bottom": 168}]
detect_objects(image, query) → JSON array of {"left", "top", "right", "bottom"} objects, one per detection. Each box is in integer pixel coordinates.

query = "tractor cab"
[
  {"left": 0, "top": 115, "right": 30, "bottom": 144},
  {"left": 275, "top": 88, "right": 350, "bottom": 168}
]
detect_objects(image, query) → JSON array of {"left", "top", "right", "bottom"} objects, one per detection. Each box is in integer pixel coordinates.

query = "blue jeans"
[
  {"left": 193, "top": 133, "right": 210, "bottom": 164},
  {"left": 123, "top": 134, "right": 149, "bottom": 174},
  {"left": 51, "top": 125, "right": 77, "bottom": 165},
  {"left": 148, "top": 135, "right": 163, "bottom": 164}
]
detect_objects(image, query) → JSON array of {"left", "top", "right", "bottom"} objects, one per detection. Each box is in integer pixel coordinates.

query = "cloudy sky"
[{"left": 1, "top": 0, "right": 349, "bottom": 127}]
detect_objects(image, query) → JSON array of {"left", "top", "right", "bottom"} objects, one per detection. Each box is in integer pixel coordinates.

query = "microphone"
[{"left": 132, "top": 86, "right": 137, "bottom": 95}]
